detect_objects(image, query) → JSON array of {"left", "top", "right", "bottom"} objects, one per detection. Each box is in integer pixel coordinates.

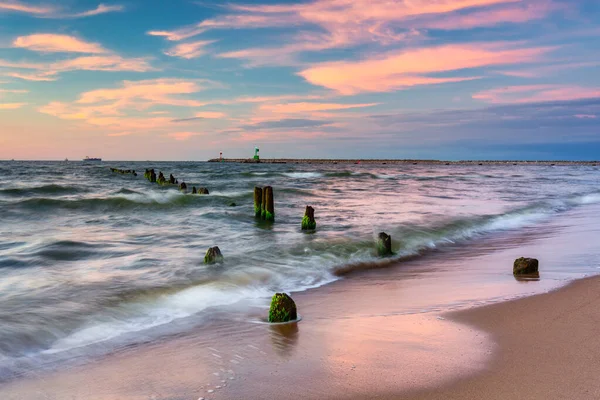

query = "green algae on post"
[
  {"left": 204, "top": 246, "right": 223, "bottom": 264},
  {"left": 254, "top": 187, "right": 263, "bottom": 217},
  {"left": 268, "top": 293, "right": 297, "bottom": 323},
  {"left": 513, "top": 257, "right": 539, "bottom": 276},
  {"left": 377, "top": 232, "right": 392, "bottom": 257},
  {"left": 262, "top": 186, "right": 274, "bottom": 221},
  {"left": 301, "top": 205, "right": 316, "bottom": 230}
]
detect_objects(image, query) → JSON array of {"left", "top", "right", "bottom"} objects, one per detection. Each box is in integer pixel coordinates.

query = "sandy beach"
[{"left": 1, "top": 272, "right": 599, "bottom": 400}]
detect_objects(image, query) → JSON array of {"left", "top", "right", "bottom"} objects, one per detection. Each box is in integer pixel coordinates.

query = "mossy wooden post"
[
  {"left": 377, "top": 232, "right": 392, "bottom": 256},
  {"left": 262, "top": 186, "right": 274, "bottom": 221},
  {"left": 204, "top": 246, "right": 223, "bottom": 264},
  {"left": 254, "top": 187, "right": 263, "bottom": 217},
  {"left": 268, "top": 293, "right": 297, "bottom": 323},
  {"left": 302, "top": 205, "right": 316, "bottom": 230},
  {"left": 513, "top": 257, "right": 539, "bottom": 277}
]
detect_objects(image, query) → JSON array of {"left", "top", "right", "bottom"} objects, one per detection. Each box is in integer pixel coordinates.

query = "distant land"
[{"left": 208, "top": 158, "right": 598, "bottom": 166}]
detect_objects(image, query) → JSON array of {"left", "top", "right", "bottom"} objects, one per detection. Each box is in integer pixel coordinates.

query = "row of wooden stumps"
[
  {"left": 142, "top": 168, "right": 209, "bottom": 194},
  {"left": 110, "top": 168, "right": 137, "bottom": 176}
]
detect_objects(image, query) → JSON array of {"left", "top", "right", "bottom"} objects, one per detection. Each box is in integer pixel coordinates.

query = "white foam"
[{"left": 282, "top": 172, "right": 322, "bottom": 178}]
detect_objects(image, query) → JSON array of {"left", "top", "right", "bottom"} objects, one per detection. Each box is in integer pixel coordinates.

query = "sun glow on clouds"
[
  {"left": 3, "top": 0, "right": 600, "bottom": 158},
  {"left": 0, "top": 102, "right": 26, "bottom": 109},
  {"left": 13, "top": 34, "right": 107, "bottom": 53},
  {"left": 299, "top": 44, "right": 551, "bottom": 94}
]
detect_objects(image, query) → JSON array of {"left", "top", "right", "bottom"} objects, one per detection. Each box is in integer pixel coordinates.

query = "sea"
[{"left": 0, "top": 160, "right": 599, "bottom": 381}]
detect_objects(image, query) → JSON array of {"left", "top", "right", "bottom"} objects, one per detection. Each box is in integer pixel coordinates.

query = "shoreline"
[
  {"left": 207, "top": 158, "right": 599, "bottom": 166},
  {"left": 1, "top": 270, "right": 597, "bottom": 399},
  {"left": 400, "top": 274, "right": 600, "bottom": 400}
]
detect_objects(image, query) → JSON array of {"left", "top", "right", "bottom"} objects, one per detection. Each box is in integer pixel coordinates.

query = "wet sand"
[
  {"left": 2, "top": 273, "right": 599, "bottom": 399},
  {"left": 402, "top": 274, "right": 600, "bottom": 400}
]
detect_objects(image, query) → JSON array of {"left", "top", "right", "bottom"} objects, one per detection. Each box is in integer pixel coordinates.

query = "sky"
[{"left": 0, "top": 0, "right": 599, "bottom": 160}]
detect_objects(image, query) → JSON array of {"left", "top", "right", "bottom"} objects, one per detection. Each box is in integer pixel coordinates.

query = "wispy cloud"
[
  {"left": 298, "top": 43, "right": 552, "bottom": 94},
  {"left": 0, "top": 1, "right": 123, "bottom": 18},
  {"left": 473, "top": 84, "right": 600, "bottom": 104},
  {"left": 0, "top": 102, "right": 26, "bottom": 109},
  {"left": 164, "top": 40, "right": 214, "bottom": 59},
  {"left": 5, "top": 71, "right": 58, "bottom": 81},
  {"left": 68, "top": 4, "right": 124, "bottom": 18},
  {"left": 39, "top": 78, "right": 212, "bottom": 132},
  {"left": 13, "top": 34, "right": 107, "bottom": 53}
]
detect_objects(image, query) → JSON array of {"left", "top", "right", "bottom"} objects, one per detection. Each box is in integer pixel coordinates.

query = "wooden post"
[
  {"left": 377, "top": 232, "right": 392, "bottom": 256},
  {"left": 302, "top": 205, "right": 316, "bottom": 230},
  {"left": 254, "top": 186, "right": 263, "bottom": 217},
  {"left": 262, "top": 186, "right": 274, "bottom": 221},
  {"left": 204, "top": 246, "right": 223, "bottom": 264}
]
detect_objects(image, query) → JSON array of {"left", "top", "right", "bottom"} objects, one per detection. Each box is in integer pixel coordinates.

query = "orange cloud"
[
  {"left": 39, "top": 79, "right": 212, "bottom": 133},
  {"left": 472, "top": 85, "right": 600, "bottom": 104},
  {"left": 0, "top": 102, "right": 26, "bottom": 109},
  {"left": 13, "top": 34, "right": 107, "bottom": 53},
  {"left": 299, "top": 43, "right": 551, "bottom": 94},
  {"left": 165, "top": 40, "right": 214, "bottom": 59},
  {"left": 76, "top": 78, "right": 208, "bottom": 107}
]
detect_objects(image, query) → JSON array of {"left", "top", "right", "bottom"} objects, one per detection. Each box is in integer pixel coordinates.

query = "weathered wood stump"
[
  {"left": 377, "top": 232, "right": 392, "bottom": 256},
  {"left": 204, "top": 246, "right": 223, "bottom": 264},
  {"left": 179, "top": 182, "right": 187, "bottom": 192},
  {"left": 268, "top": 293, "right": 297, "bottom": 323},
  {"left": 192, "top": 186, "right": 197, "bottom": 194},
  {"left": 169, "top": 174, "right": 176, "bottom": 185},
  {"left": 302, "top": 205, "right": 316, "bottom": 230},
  {"left": 513, "top": 257, "right": 539, "bottom": 276},
  {"left": 150, "top": 170, "right": 156, "bottom": 183},
  {"left": 197, "top": 187, "right": 209, "bottom": 194},
  {"left": 261, "top": 186, "right": 274, "bottom": 221},
  {"left": 254, "top": 187, "right": 263, "bottom": 217},
  {"left": 157, "top": 172, "right": 166, "bottom": 185}
]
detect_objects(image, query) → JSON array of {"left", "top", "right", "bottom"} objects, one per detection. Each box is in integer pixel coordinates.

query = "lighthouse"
[{"left": 253, "top": 147, "right": 260, "bottom": 161}]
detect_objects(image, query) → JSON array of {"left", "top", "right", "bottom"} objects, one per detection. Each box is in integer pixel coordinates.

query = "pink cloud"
[
  {"left": 6, "top": 71, "right": 58, "bottom": 81},
  {"left": 13, "top": 34, "right": 107, "bottom": 54},
  {"left": 299, "top": 43, "right": 550, "bottom": 94},
  {"left": 150, "top": 0, "right": 542, "bottom": 67},
  {"left": 0, "top": 1, "right": 52, "bottom": 14},
  {"left": 0, "top": 1, "right": 123, "bottom": 18},
  {"left": 69, "top": 4, "right": 123, "bottom": 18},
  {"left": 412, "top": 1, "right": 563, "bottom": 30},
  {"left": 195, "top": 111, "right": 226, "bottom": 119},
  {"left": 472, "top": 85, "right": 600, "bottom": 103},
  {"left": 50, "top": 56, "right": 154, "bottom": 72},
  {"left": 164, "top": 40, "right": 214, "bottom": 59},
  {"left": 167, "top": 131, "right": 202, "bottom": 141},
  {"left": 574, "top": 114, "right": 597, "bottom": 119},
  {"left": 0, "top": 89, "right": 28, "bottom": 94}
]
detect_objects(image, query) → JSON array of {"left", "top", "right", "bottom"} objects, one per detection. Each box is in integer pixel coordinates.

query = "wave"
[
  {"left": 0, "top": 184, "right": 87, "bottom": 197},
  {"left": 7, "top": 190, "right": 209, "bottom": 211},
  {"left": 334, "top": 190, "right": 600, "bottom": 275}
]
